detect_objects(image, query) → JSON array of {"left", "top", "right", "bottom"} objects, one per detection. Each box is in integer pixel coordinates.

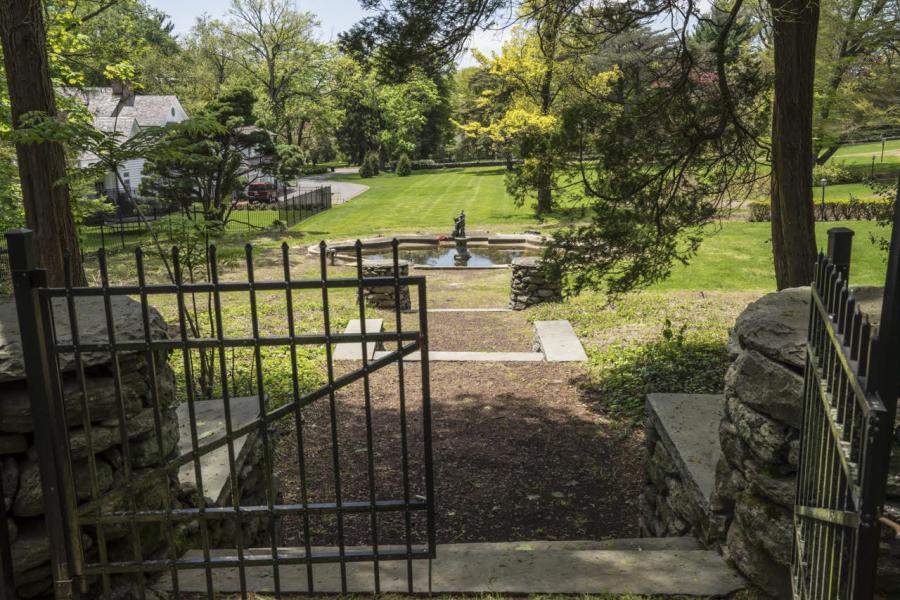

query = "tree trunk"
[
  {"left": 0, "top": 0, "right": 84, "bottom": 286},
  {"left": 536, "top": 168, "right": 553, "bottom": 215},
  {"left": 768, "top": 0, "right": 820, "bottom": 289}
]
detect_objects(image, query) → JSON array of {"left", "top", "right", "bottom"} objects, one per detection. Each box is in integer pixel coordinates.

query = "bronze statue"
[{"left": 453, "top": 210, "right": 466, "bottom": 239}]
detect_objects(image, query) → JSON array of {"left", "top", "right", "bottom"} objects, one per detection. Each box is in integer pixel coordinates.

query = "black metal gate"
[
  {"left": 3, "top": 229, "right": 435, "bottom": 599},
  {"left": 792, "top": 223, "right": 900, "bottom": 599}
]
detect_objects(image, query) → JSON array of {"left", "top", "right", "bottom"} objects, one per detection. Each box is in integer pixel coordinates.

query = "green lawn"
[
  {"left": 658, "top": 220, "right": 889, "bottom": 291},
  {"left": 297, "top": 167, "right": 583, "bottom": 239},
  {"left": 829, "top": 138, "right": 900, "bottom": 166},
  {"left": 812, "top": 181, "right": 881, "bottom": 201}
]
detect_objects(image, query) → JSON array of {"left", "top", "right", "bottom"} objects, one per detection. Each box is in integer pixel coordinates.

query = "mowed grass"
[
  {"left": 658, "top": 220, "right": 889, "bottom": 291},
  {"left": 296, "top": 167, "right": 583, "bottom": 240},
  {"left": 293, "top": 166, "right": 891, "bottom": 291},
  {"left": 829, "top": 138, "right": 900, "bottom": 166}
]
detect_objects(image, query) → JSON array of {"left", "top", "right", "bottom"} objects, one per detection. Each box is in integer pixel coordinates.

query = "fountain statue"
[{"left": 452, "top": 210, "right": 470, "bottom": 266}]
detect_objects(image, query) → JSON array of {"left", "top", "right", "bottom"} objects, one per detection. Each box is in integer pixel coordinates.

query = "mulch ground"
[
  {"left": 425, "top": 311, "right": 535, "bottom": 352},
  {"left": 273, "top": 360, "right": 643, "bottom": 549}
]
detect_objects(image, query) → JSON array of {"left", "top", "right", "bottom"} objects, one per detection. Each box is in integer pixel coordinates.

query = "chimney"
[{"left": 110, "top": 79, "right": 134, "bottom": 101}]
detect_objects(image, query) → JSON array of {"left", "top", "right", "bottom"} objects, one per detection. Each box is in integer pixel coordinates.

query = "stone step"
[
  {"left": 153, "top": 540, "right": 744, "bottom": 595},
  {"left": 176, "top": 397, "right": 261, "bottom": 506},
  {"left": 534, "top": 320, "right": 588, "bottom": 362},
  {"left": 333, "top": 319, "right": 384, "bottom": 360}
]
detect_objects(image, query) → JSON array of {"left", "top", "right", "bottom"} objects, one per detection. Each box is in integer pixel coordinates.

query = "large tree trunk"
[
  {"left": 0, "top": 0, "right": 84, "bottom": 286},
  {"left": 769, "top": 0, "right": 820, "bottom": 289}
]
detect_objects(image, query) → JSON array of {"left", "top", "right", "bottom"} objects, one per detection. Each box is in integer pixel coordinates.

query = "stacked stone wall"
[
  {"left": 0, "top": 296, "right": 274, "bottom": 597},
  {"left": 361, "top": 260, "right": 411, "bottom": 310},
  {"left": 714, "top": 287, "right": 900, "bottom": 598},
  {"left": 509, "top": 257, "right": 561, "bottom": 310}
]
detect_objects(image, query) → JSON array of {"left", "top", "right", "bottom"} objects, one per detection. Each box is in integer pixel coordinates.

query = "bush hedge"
[
  {"left": 396, "top": 153, "right": 412, "bottom": 177},
  {"left": 748, "top": 197, "right": 890, "bottom": 222},
  {"left": 360, "top": 153, "right": 380, "bottom": 178}
]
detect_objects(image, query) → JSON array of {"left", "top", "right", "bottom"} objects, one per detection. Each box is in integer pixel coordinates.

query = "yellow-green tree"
[{"left": 455, "top": 2, "right": 618, "bottom": 215}]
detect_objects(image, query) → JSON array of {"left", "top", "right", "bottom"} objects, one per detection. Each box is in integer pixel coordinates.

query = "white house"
[{"left": 62, "top": 83, "right": 189, "bottom": 199}]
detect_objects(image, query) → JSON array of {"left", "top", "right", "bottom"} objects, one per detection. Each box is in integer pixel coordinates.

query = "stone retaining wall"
[
  {"left": 715, "top": 287, "right": 900, "bottom": 598},
  {"left": 509, "top": 257, "right": 561, "bottom": 310},
  {"left": 0, "top": 296, "right": 274, "bottom": 597},
  {"left": 640, "top": 394, "right": 728, "bottom": 547},
  {"left": 362, "top": 260, "right": 411, "bottom": 310}
]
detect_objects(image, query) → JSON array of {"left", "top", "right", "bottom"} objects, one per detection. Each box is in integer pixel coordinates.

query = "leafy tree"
[
  {"left": 1, "top": 0, "right": 85, "bottom": 285},
  {"left": 141, "top": 88, "right": 276, "bottom": 226},
  {"left": 813, "top": 0, "right": 900, "bottom": 163},
  {"left": 218, "top": 0, "right": 330, "bottom": 146}
]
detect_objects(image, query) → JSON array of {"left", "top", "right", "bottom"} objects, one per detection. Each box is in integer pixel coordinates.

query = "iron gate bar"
[
  {"left": 355, "top": 241, "right": 382, "bottom": 593},
  {"left": 319, "top": 240, "right": 348, "bottom": 593},
  {"left": 62, "top": 254, "right": 113, "bottom": 596},
  {"left": 79, "top": 499, "right": 430, "bottom": 524},
  {"left": 392, "top": 238, "right": 415, "bottom": 591},
  {"left": 135, "top": 248, "right": 183, "bottom": 597},
  {"left": 246, "top": 243, "right": 286, "bottom": 597},
  {"left": 280, "top": 241, "right": 315, "bottom": 595},
  {"left": 37, "top": 275, "right": 424, "bottom": 296},
  {"left": 209, "top": 244, "right": 249, "bottom": 597},
  {"left": 79, "top": 546, "right": 433, "bottom": 575},
  {"left": 98, "top": 250, "right": 150, "bottom": 600},
  {"left": 7, "top": 231, "right": 81, "bottom": 600},
  {"left": 172, "top": 246, "right": 217, "bottom": 598}
]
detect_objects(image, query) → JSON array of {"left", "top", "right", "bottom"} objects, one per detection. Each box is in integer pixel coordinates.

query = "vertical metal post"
[
  {"left": 5, "top": 230, "right": 78, "bottom": 599},
  {"left": 827, "top": 227, "right": 854, "bottom": 282}
]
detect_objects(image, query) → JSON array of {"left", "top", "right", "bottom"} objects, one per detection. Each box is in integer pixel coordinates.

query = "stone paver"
[
  {"left": 333, "top": 319, "right": 383, "bottom": 360},
  {"left": 646, "top": 393, "right": 725, "bottom": 504},
  {"left": 534, "top": 320, "right": 588, "bottom": 362},
  {"left": 373, "top": 350, "right": 545, "bottom": 362},
  {"left": 158, "top": 540, "right": 745, "bottom": 595},
  {"left": 176, "top": 397, "right": 260, "bottom": 505}
]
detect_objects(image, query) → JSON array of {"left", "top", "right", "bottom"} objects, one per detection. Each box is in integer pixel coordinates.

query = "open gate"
[
  {"left": 3, "top": 230, "right": 435, "bottom": 599},
  {"left": 792, "top": 221, "right": 900, "bottom": 599}
]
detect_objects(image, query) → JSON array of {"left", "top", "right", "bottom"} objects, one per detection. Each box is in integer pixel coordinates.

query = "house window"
[{"left": 123, "top": 171, "right": 130, "bottom": 178}]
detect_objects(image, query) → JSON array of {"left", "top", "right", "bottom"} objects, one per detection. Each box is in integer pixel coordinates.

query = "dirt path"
[{"left": 272, "top": 285, "right": 643, "bottom": 548}]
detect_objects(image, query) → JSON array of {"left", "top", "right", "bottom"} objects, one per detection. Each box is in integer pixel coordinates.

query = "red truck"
[{"left": 246, "top": 182, "right": 278, "bottom": 202}]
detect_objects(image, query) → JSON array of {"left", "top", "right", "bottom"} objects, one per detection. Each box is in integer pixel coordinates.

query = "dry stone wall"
[
  {"left": 362, "top": 260, "right": 411, "bottom": 310},
  {"left": 0, "top": 296, "right": 274, "bottom": 598},
  {"left": 509, "top": 257, "right": 561, "bottom": 310},
  {"left": 714, "top": 287, "right": 900, "bottom": 599}
]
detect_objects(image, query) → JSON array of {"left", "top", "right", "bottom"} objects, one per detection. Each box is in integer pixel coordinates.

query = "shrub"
[
  {"left": 395, "top": 153, "right": 412, "bottom": 177},
  {"left": 813, "top": 161, "right": 855, "bottom": 185},
  {"left": 360, "top": 152, "right": 380, "bottom": 178},
  {"left": 748, "top": 197, "right": 890, "bottom": 222}
]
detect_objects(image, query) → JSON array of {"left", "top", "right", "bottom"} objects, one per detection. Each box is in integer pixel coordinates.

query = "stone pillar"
[
  {"left": 714, "top": 286, "right": 900, "bottom": 599},
  {"left": 361, "top": 260, "right": 411, "bottom": 310},
  {"left": 509, "top": 257, "right": 561, "bottom": 310}
]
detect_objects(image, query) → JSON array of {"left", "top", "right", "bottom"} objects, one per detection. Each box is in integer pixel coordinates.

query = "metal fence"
[
  {"left": 1, "top": 230, "right": 434, "bottom": 599},
  {"left": 792, "top": 224, "right": 900, "bottom": 599}
]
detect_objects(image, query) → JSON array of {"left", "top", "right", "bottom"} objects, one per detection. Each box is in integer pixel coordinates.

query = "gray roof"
[
  {"left": 60, "top": 87, "right": 187, "bottom": 129},
  {"left": 92, "top": 116, "right": 138, "bottom": 136}
]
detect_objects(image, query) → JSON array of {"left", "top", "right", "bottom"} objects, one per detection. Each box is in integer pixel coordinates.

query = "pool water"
[{"left": 364, "top": 246, "right": 539, "bottom": 267}]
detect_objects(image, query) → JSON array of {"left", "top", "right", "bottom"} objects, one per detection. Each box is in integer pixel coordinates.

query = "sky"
[{"left": 148, "top": 0, "right": 510, "bottom": 66}]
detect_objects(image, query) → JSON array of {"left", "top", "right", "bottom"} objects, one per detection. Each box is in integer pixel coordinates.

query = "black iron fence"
[
  {"left": 0, "top": 230, "right": 433, "bottom": 599},
  {"left": 792, "top": 224, "right": 900, "bottom": 599},
  {"left": 80, "top": 186, "right": 332, "bottom": 256}
]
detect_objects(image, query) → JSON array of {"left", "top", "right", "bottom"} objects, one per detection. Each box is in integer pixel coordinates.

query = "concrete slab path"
[
  {"left": 333, "top": 319, "right": 383, "bottom": 360},
  {"left": 534, "top": 320, "right": 588, "bottom": 362},
  {"left": 372, "top": 350, "right": 545, "bottom": 362},
  {"left": 157, "top": 540, "right": 745, "bottom": 595}
]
